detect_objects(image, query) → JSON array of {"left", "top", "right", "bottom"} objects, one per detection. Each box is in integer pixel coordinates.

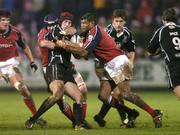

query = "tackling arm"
[
  {"left": 56, "top": 40, "right": 88, "bottom": 57},
  {"left": 40, "top": 39, "right": 56, "bottom": 49}
]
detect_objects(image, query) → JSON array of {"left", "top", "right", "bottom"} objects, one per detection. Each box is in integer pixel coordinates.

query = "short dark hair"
[
  {"left": 0, "top": 9, "right": 11, "bottom": 18},
  {"left": 112, "top": 9, "right": 127, "bottom": 21},
  {"left": 81, "top": 12, "right": 95, "bottom": 22},
  {"left": 162, "top": 8, "right": 177, "bottom": 22}
]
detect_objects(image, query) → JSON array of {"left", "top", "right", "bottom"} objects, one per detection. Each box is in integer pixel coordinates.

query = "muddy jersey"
[{"left": 0, "top": 25, "right": 26, "bottom": 61}]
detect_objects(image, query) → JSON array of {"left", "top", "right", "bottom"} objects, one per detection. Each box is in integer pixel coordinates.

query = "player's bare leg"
[
  {"left": 119, "top": 80, "right": 162, "bottom": 128},
  {"left": 9, "top": 71, "right": 47, "bottom": 127},
  {"left": 74, "top": 72, "right": 92, "bottom": 129},
  {"left": 96, "top": 80, "right": 138, "bottom": 128},
  {"left": 64, "top": 82, "right": 84, "bottom": 130},
  {"left": 173, "top": 85, "right": 180, "bottom": 99},
  {"left": 25, "top": 80, "right": 64, "bottom": 129},
  {"left": 94, "top": 81, "right": 111, "bottom": 127}
]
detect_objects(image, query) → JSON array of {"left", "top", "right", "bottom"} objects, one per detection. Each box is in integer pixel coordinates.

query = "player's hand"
[
  {"left": 63, "top": 27, "right": 77, "bottom": 35},
  {"left": 56, "top": 40, "right": 67, "bottom": 48},
  {"left": 30, "top": 61, "right": 38, "bottom": 72}
]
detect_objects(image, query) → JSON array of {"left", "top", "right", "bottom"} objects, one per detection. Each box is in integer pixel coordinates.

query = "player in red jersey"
[
  {"left": 0, "top": 9, "right": 46, "bottom": 126},
  {"left": 56, "top": 12, "right": 163, "bottom": 128}
]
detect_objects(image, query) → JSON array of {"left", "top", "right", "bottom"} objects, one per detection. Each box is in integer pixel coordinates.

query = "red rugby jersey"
[
  {"left": 37, "top": 27, "right": 49, "bottom": 67},
  {"left": 83, "top": 25, "right": 124, "bottom": 64},
  {"left": 0, "top": 25, "right": 26, "bottom": 61}
]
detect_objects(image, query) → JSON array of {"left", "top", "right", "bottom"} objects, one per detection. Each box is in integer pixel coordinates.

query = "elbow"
[{"left": 39, "top": 40, "right": 46, "bottom": 47}]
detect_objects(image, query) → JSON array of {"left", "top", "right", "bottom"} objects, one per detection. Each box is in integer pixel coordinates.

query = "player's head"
[
  {"left": 81, "top": 12, "right": 95, "bottom": 32},
  {"left": 0, "top": 9, "right": 11, "bottom": 30},
  {"left": 44, "top": 13, "right": 58, "bottom": 31},
  {"left": 59, "top": 11, "right": 73, "bottom": 30},
  {"left": 112, "top": 9, "right": 127, "bottom": 32},
  {"left": 162, "top": 8, "right": 177, "bottom": 24}
]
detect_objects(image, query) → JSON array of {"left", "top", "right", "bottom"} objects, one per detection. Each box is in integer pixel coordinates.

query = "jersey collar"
[
  {"left": 116, "top": 28, "right": 124, "bottom": 38},
  {"left": 165, "top": 22, "right": 176, "bottom": 26}
]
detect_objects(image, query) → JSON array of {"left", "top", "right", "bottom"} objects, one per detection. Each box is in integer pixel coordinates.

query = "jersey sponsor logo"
[
  {"left": 175, "top": 53, "right": 180, "bottom": 57},
  {"left": 0, "top": 43, "right": 13, "bottom": 48},
  {"left": 169, "top": 32, "right": 178, "bottom": 36}
]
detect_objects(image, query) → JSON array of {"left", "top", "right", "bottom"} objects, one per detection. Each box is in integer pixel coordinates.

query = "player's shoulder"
[
  {"left": 106, "top": 24, "right": 113, "bottom": 30},
  {"left": 38, "top": 27, "right": 48, "bottom": 35},
  {"left": 123, "top": 27, "right": 132, "bottom": 36},
  {"left": 89, "top": 25, "right": 99, "bottom": 34},
  {"left": 153, "top": 25, "right": 166, "bottom": 36},
  {"left": 106, "top": 24, "right": 114, "bottom": 33}
]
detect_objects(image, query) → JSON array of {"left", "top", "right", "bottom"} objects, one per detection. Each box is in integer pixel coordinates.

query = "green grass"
[{"left": 0, "top": 89, "right": 180, "bottom": 135}]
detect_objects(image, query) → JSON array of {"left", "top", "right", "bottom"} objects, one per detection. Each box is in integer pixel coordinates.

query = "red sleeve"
[
  {"left": 83, "top": 25, "right": 101, "bottom": 53},
  {"left": 37, "top": 28, "right": 48, "bottom": 46}
]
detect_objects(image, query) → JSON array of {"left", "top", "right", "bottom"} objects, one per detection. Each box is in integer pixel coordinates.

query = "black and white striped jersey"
[
  {"left": 46, "top": 25, "right": 72, "bottom": 66},
  {"left": 106, "top": 24, "right": 136, "bottom": 52},
  {"left": 148, "top": 22, "right": 180, "bottom": 64}
]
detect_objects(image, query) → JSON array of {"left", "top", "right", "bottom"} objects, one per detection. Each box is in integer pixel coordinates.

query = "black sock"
[
  {"left": 97, "top": 103, "right": 111, "bottom": 119},
  {"left": 31, "top": 96, "right": 57, "bottom": 122},
  {"left": 73, "top": 103, "right": 83, "bottom": 126},
  {"left": 109, "top": 96, "right": 133, "bottom": 115}
]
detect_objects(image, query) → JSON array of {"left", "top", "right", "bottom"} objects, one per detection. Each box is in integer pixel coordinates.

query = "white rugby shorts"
[
  {"left": 0, "top": 57, "right": 19, "bottom": 79},
  {"left": 104, "top": 55, "right": 133, "bottom": 84}
]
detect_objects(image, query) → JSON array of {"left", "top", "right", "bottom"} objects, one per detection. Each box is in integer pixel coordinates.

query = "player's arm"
[
  {"left": 56, "top": 40, "right": 88, "bottom": 57},
  {"left": 63, "top": 26, "right": 77, "bottom": 35},
  {"left": 70, "top": 35, "right": 85, "bottom": 59},
  {"left": 17, "top": 32, "right": 38, "bottom": 71},
  {"left": 38, "top": 31, "right": 56, "bottom": 49},
  {"left": 39, "top": 39, "right": 56, "bottom": 49},
  {"left": 125, "top": 30, "right": 136, "bottom": 65},
  {"left": 147, "top": 29, "right": 161, "bottom": 56}
]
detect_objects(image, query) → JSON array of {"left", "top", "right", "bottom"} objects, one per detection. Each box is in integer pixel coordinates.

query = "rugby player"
[
  {"left": 0, "top": 9, "right": 46, "bottom": 127},
  {"left": 148, "top": 8, "right": 180, "bottom": 108},
  {"left": 55, "top": 12, "right": 163, "bottom": 128}
]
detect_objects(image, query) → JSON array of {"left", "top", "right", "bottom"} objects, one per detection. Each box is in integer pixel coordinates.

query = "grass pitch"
[{"left": 0, "top": 89, "right": 180, "bottom": 135}]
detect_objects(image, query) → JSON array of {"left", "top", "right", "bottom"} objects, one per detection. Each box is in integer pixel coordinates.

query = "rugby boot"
[
  {"left": 36, "top": 117, "right": 47, "bottom": 127},
  {"left": 24, "top": 117, "right": 35, "bottom": 129},
  {"left": 119, "top": 111, "right": 128, "bottom": 125},
  {"left": 94, "top": 114, "right": 106, "bottom": 127},
  {"left": 82, "top": 120, "right": 92, "bottom": 129},
  {"left": 126, "top": 109, "right": 139, "bottom": 128},
  {"left": 153, "top": 109, "right": 163, "bottom": 128},
  {"left": 74, "top": 125, "right": 84, "bottom": 131}
]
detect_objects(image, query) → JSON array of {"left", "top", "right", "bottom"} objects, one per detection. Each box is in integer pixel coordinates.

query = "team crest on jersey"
[{"left": 88, "top": 35, "right": 93, "bottom": 41}]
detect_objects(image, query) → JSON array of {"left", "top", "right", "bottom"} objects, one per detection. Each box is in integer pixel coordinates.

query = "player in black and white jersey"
[
  {"left": 106, "top": 20, "right": 135, "bottom": 63},
  {"left": 25, "top": 12, "right": 85, "bottom": 130},
  {"left": 148, "top": 8, "right": 180, "bottom": 101},
  {"left": 94, "top": 9, "right": 162, "bottom": 128}
]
